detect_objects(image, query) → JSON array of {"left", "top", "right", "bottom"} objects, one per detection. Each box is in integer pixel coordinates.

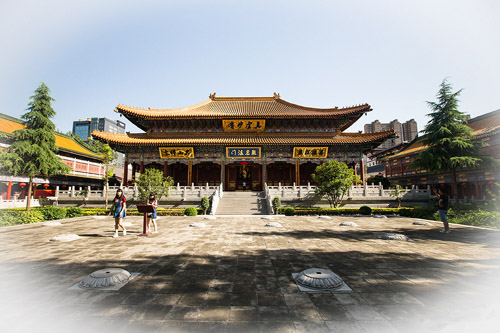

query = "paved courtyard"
[{"left": 1, "top": 215, "right": 499, "bottom": 332}]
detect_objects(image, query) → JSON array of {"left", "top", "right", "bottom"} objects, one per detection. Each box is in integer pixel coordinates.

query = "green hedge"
[
  {"left": 36, "top": 206, "right": 67, "bottom": 221},
  {"left": 449, "top": 210, "right": 500, "bottom": 229},
  {"left": 278, "top": 207, "right": 404, "bottom": 216},
  {"left": 0, "top": 209, "right": 44, "bottom": 226}
]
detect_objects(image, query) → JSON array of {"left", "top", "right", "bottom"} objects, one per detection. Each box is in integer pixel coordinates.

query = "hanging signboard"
[
  {"left": 223, "top": 120, "right": 265, "bottom": 132},
  {"left": 293, "top": 147, "right": 328, "bottom": 158},
  {"left": 226, "top": 147, "right": 261, "bottom": 158},
  {"left": 159, "top": 147, "right": 194, "bottom": 159}
]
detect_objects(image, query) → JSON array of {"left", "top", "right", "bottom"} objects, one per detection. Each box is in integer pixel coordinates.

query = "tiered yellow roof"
[
  {"left": 92, "top": 130, "right": 396, "bottom": 146},
  {"left": 0, "top": 113, "right": 104, "bottom": 160}
]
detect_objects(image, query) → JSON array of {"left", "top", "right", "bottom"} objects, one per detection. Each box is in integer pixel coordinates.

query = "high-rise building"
[
  {"left": 72, "top": 117, "right": 126, "bottom": 167},
  {"left": 72, "top": 117, "right": 126, "bottom": 141},
  {"left": 402, "top": 119, "right": 418, "bottom": 143},
  {"left": 364, "top": 119, "right": 417, "bottom": 150}
]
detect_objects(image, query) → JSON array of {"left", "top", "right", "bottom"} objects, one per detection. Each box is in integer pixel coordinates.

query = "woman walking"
[
  {"left": 110, "top": 188, "right": 127, "bottom": 237},
  {"left": 147, "top": 192, "right": 158, "bottom": 233}
]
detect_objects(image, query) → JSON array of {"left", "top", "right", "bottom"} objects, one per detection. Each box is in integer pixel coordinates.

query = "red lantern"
[
  {"left": 19, "top": 183, "right": 26, "bottom": 188},
  {"left": 240, "top": 162, "right": 248, "bottom": 165},
  {"left": 43, "top": 184, "right": 50, "bottom": 188}
]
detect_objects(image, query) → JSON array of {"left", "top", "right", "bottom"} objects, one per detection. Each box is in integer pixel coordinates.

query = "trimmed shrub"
[
  {"left": 272, "top": 197, "right": 281, "bottom": 214},
  {"left": 200, "top": 197, "right": 210, "bottom": 215},
  {"left": 284, "top": 207, "right": 295, "bottom": 216},
  {"left": 66, "top": 207, "right": 84, "bottom": 218},
  {"left": 450, "top": 210, "right": 500, "bottom": 229},
  {"left": 36, "top": 206, "right": 67, "bottom": 221},
  {"left": 19, "top": 210, "right": 44, "bottom": 224},
  {"left": 184, "top": 207, "right": 198, "bottom": 216},
  {"left": 359, "top": 206, "right": 372, "bottom": 215}
]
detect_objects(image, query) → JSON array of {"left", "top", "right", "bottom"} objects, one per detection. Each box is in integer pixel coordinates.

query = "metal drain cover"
[
  {"left": 413, "top": 220, "right": 431, "bottom": 225},
  {"left": 378, "top": 232, "right": 410, "bottom": 241},
  {"left": 295, "top": 268, "right": 344, "bottom": 290},
  {"left": 78, "top": 268, "right": 131, "bottom": 289},
  {"left": 265, "top": 222, "right": 283, "bottom": 227}
]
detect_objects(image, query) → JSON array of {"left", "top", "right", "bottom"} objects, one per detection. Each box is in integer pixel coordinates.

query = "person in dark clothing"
[{"left": 435, "top": 187, "right": 450, "bottom": 233}]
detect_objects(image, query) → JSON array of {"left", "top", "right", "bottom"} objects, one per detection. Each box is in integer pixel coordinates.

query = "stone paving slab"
[{"left": 1, "top": 215, "right": 500, "bottom": 332}]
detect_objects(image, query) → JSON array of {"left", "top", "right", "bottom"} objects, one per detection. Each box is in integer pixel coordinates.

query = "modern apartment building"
[{"left": 73, "top": 117, "right": 126, "bottom": 141}]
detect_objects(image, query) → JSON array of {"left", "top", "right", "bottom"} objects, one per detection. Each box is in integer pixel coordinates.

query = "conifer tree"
[
  {"left": 414, "top": 79, "right": 481, "bottom": 206},
  {"left": 0, "top": 83, "right": 70, "bottom": 210}
]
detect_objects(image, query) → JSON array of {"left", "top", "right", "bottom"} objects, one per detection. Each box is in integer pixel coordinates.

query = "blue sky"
[{"left": 1, "top": 0, "right": 499, "bottom": 134}]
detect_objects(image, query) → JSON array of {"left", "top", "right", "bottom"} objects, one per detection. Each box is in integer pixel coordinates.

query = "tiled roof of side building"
[
  {"left": 115, "top": 95, "right": 372, "bottom": 120},
  {"left": 92, "top": 130, "right": 395, "bottom": 146},
  {"left": 0, "top": 113, "right": 104, "bottom": 160}
]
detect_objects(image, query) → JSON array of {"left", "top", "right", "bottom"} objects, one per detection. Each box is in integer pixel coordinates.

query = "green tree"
[
  {"left": 0, "top": 83, "right": 70, "bottom": 210},
  {"left": 136, "top": 168, "right": 174, "bottom": 202},
  {"left": 311, "top": 160, "right": 361, "bottom": 208},
  {"left": 200, "top": 197, "right": 210, "bottom": 215},
  {"left": 97, "top": 144, "right": 118, "bottom": 210},
  {"left": 413, "top": 79, "right": 482, "bottom": 207},
  {"left": 366, "top": 175, "right": 390, "bottom": 188},
  {"left": 389, "top": 185, "right": 405, "bottom": 208}
]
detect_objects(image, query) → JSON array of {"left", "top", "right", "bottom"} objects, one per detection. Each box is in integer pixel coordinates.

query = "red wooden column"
[
  {"left": 164, "top": 161, "right": 168, "bottom": 178},
  {"left": 140, "top": 161, "right": 144, "bottom": 174},
  {"left": 6, "top": 181, "right": 12, "bottom": 200},
  {"left": 132, "top": 163, "right": 136, "bottom": 181},
  {"left": 295, "top": 160, "right": 300, "bottom": 186},
  {"left": 475, "top": 181, "right": 481, "bottom": 199},
  {"left": 360, "top": 159, "right": 365, "bottom": 184},
  {"left": 123, "top": 162, "right": 128, "bottom": 186},
  {"left": 187, "top": 161, "right": 192, "bottom": 186}
]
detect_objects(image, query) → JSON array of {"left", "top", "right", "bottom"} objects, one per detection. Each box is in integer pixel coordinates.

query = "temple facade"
[{"left": 93, "top": 94, "right": 395, "bottom": 191}]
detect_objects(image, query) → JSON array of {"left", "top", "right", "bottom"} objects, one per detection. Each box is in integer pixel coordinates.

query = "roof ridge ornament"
[
  {"left": 273, "top": 92, "right": 280, "bottom": 99},
  {"left": 209, "top": 92, "right": 216, "bottom": 100}
]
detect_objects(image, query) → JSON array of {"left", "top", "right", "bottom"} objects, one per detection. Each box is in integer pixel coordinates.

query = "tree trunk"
[
  {"left": 452, "top": 168, "right": 460, "bottom": 212},
  {"left": 26, "top": 177, "right": 33, "bottom": 211},
  {"left": 104, "top": 165, "right": 108, "bottom": 210}
]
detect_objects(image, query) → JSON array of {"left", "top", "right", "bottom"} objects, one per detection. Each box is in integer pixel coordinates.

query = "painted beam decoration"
[
  {"left": 226, "top": 147, "right": 261, "bottom": 158},
  {"left": 159, "top": 147, "right": 194, "bottom": 159},
  {"left": 293, "top": 147, "right": 328, "bottom": 158},
  {"left": 223, "top": 120, "right": 265, "bottom": 132}
]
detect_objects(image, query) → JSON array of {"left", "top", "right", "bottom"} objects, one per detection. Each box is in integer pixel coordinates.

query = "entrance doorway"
[{"left": 225, "top": 163, "right": 262, "bottom": 191}]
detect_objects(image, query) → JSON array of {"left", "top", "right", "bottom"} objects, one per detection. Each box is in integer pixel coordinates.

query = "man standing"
[{"left": 435, "top": 187, "right": 450, "bottom": 233}]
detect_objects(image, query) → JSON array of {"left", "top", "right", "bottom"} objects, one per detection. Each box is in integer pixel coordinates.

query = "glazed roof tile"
[
  {"left": 92, "top": 130, "right": 395, "bottom": 146},
  {"left": 116, "top": 96, "right": 371, "bottom": 120},
  {"left": 0, "top": 113, "right": 104, "bottom": 160}
]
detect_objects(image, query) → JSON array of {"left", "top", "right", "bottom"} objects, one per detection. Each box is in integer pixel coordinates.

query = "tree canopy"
[
  {"left": 0, "top": 83, "right": 70, "bottom": 210},
  {"left": 136, "top": 168, "right": 174, "bottom": 202},
  {"left": 311, "top": 160, "right": 361, "bottom": 208},
  {"left": 413, "top": 79, "right": 482, "bottom": 202}
]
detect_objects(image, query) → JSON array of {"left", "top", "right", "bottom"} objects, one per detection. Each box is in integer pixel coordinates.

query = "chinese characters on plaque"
[
  {"left": 223, "top": 120, "right": 265, "bottom": 132},
  {"left": 159, "top": 147, "right": 194, "bottom": 159},
  {"left": 226, "top": 147, "right": 261, "bottom": 158},
  {"left": 293, "top": 147, "right": 328, "bottom": 159}
]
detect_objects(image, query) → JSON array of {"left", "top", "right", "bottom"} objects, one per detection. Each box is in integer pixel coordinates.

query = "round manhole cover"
[
  {"left": 295, "top": 268, "right": 344, "bottom": 290},
  {"left": 78, "top": 268, "right": 131, "bottom": 289},
  {"left": 378, "top": 233, "right": 410, "bottom": 241},
  {"left": 265, "top": 222, "right": 283, "bottom": 227}
]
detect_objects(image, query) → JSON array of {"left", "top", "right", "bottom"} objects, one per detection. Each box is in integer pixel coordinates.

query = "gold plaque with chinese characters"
[
  {"left": 293, "top": 147, "right": 328, "bottom": 158},
  {"left": 223, "top": 120, "right": 265, "bottom": 132},
  {"left": 226, "top": 147, "right": 261, "bottom": 158},
  {"left": 159, "top": 147, "right": 194, "bottom": 159}
]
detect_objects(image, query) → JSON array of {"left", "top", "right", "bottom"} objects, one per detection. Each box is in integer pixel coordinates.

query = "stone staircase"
[{"left": 215, "top": 191, "right": 269, "bottom": 215}]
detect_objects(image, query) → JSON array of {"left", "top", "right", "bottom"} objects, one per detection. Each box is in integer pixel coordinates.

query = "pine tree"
[
  {"left": 414, "top": 79, "right": 482, "bottom": 206},
  {"left": 0, "top": 83, "right": 70, "bottom": 210}
]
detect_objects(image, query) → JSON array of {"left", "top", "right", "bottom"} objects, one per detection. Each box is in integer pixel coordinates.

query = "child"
[
  {"left": 110, "top": 189, "right": 127, "bottom": 237},
  {"left": 147, "top": 192, "right": 158, "bottom": 233}
]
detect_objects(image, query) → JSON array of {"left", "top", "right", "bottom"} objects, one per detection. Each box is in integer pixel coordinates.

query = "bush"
[
  {"left": 284, "top": 207, "right": 295, "bottom": 216},
  {"left": 272, "top": 197, "right": 281, "bottom": 214},
  {"left": 200, "top": 197, "right": 210, "bottom": 215},
  {"left": 19, "top": 210, "right": 44, "bottom": 224},
  {"left": 184, "top": 207, "right": 198, "bottom": 216},
  {"left": 359, "top": 206, "right": 372, "bottom": 215},
  {"left": 66, "top": 207, "right": 84, "bottom": 218},
  {"left": 36, "top": 206, "right": 67, "bottom": 221},
  {"left": 450, "top": 210, "right": 500, "bottom": 229}
]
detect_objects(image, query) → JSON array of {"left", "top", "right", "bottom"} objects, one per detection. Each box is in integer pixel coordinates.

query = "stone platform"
[{"left": 1, "top": 215, "right": 499, "bottom": 332}]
